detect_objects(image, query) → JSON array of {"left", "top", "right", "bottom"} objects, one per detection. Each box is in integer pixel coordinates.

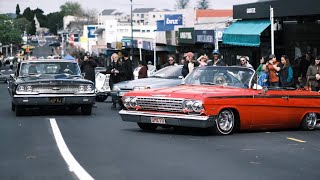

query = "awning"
[{"left": 222, "top": 19, "right": 270, "bottom": 47}]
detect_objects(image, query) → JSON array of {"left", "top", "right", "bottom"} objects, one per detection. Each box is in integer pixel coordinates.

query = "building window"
[
  {"left": 141, "top": 14, "right": 144, "bottom": 18},
  {"left": 142, "top": 30, "right": 146, "bottom": 33},
  {"left": 153, "top": 15, "right": 156, "bottom": 18},
  {"left": 136, "top": 14, "right": 139, "bottom": 17},
  {"left": 133, "top": 29, "right": 140, "bottom": 32}
]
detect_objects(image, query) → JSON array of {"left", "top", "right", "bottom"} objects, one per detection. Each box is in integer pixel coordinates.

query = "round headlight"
[
  {"left": 184, "top": 100, "right": 194, "bottom": 111},
  {"left": 18, "top": 85, "right": 25, "bottom": 91},
  {"left": 79, "top": 85, "right": 85, "bottom": 91},
  {"left": 129, "top": 97, "right": 138, "bottom": 108},
  {"left": 192, "top": 101, "right": 203, "bottom": 113},
  {"left": 86, "top": 85, "right": 93, "bottom": 91},
  {"left": 123, "top": 97, "right": 132, "bottom": 109},
  {"left": 26, "top": 85, "right": 32, "bottom": 92}
]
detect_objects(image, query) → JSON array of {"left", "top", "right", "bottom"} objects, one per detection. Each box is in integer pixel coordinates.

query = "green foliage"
[
  {"left": 0, "top": 15, "right": 22, "bottom": 45},
  {"left": 60, "top": 1, "right": 84, "bottom": 16},
  {"left": 13, "top": 17, "right": 31, "bottom": 33},
  {"left": 46, "top": 12, "right": 64, "bottom": 34},
  {"left": 197, "top": 0, "right": 210, "bottom": 9},
  {"left": 175, "top": 0, "right": 190, "bottom": 9}
]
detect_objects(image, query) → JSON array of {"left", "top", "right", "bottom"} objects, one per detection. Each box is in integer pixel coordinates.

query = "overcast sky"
[{"left": 0, "top": 0, "right": 258, "bottom": 14}]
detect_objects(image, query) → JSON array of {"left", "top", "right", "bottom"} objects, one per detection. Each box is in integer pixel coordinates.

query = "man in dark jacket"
[
  {"left": 207, "top": 49, "right": 226, "bottom": 66},
  {"left": 121, "top": 51, "right": 133, "bottom": 81},
  {"left": 79, "top": 55, "right": 97, "bottom": 82},
  {"left": 181, "top": 52, "right": 199, "bottom": 78}
]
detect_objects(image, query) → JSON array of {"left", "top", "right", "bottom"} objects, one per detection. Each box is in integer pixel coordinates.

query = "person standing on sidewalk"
[
  {"left": 306, "top": 56, "right": 320, "bottom": 92},
  {"left": 181, "top": 52, "right": 199, "bottom": 78},
  {"left": 79, "top": 55, "right": 97, "bottom": 83},
  {"left": 266, "top": 54, "right": 281, "bottom": 87},
  {"left": 122, "top": 51, "right": 133, "bottom": 81},
  {"left": 107, "top": 53, "right": 123, "bottom": 109}
]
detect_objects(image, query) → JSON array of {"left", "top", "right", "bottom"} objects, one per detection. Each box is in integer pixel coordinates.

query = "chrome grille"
[
  {"left": 137, "top": 97, "right": 184, "bottom": 113},
  {"left": 33, "top": 85, "right": 79, "bottom": 94}
]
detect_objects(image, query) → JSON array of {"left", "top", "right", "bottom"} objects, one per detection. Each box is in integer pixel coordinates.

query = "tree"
[
  {"left": 60, "top": 1, "right": 83, "bottom": 16},
  {"left": 0, "top": 15, "right": 22, "bottom": 45},
  {"left": 197, "top": 0, "right": 210, "bottom": 9},
  {"left": 22, "top": 7, "right": 34, "bottom": 22},
  {"left": 16, "top": 4, "right": 21, "bottom": 17},
  {"left": 13, "top": 17, "right": 32, "bottom": 33},
  {"left": 46, "top": 12, "right": 64, "bottom": 34},
  {"left": 33, "top": 8, "right": 47, "bottom": 27},
  {"left": 175, "top": 0, "right": 190, "bottom": 9}
]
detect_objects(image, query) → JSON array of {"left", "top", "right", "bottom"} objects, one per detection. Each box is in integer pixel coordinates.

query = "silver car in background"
[{"left": 111, "top": 65, "right": 183, "bottom": 106}]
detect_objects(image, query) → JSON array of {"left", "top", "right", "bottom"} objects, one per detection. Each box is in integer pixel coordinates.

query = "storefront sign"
[
  {"left": 246, "top": 8, "right": 256, "bottom": 14},
  {"left": 215, "top": 28, "right": 225, "bottom": 42},
  {"left": 87, "top": 26, "right": 97, "bottom": 38},
  {"left": 156, "top": 20, "right": 175, "bottom": 31},
  {"left": 195, "top": 30, "right": 214, "bottom": 44},
  {"left": 164, "top": 14, "right": 183, "bottom": 26},
  {"left": 178, "top": 28, "right": 195, "bottom": 44}
]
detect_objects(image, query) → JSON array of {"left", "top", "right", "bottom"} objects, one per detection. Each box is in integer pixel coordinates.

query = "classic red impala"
[{"left": 119, "top": 66, "right": 320, "bottom": 135}]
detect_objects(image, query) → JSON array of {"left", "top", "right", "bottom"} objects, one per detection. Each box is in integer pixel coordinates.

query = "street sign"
[
  {"left": 121, "top": 38, "right": 131, "bottom": 43},
  {"left": 138, "top": 39, "right": 143, "bottom": 49}
]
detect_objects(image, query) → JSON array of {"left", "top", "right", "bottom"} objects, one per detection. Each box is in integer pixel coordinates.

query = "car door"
[{"left": 248, "top": 88, "right": 290, "bottom": 129}]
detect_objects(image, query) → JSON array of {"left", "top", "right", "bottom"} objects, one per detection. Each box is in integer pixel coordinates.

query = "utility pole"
[
  {"left": 270, "top": 6, "right": 274, "bottom": 54},
  {"left": 130, "top": 0, "right": 134, "bottom": 60}
]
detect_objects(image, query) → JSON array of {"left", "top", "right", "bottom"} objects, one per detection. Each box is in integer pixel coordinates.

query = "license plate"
[
  {"left": 150, "top": 117, "right": 166, "bottom": 124},
  {"left": 49, "top": 97, "right": 63, "bottom": 104}
]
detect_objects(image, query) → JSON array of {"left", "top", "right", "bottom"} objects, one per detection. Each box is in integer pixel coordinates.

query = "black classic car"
[{"left": 8, "top": 59, "right": 96, "bottom": 116}]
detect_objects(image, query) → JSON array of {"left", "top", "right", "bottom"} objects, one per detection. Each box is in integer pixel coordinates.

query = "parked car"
[
  {"left": 119, "top": 66, "right": 320, "bottom": 135},
  {"left": 111, "top": 65, "right": 183, "bottom": 106},
  {"left": 0, "top": 69, "right": 13, "bottom": 83},
  {"left": 7, "top": 59, "right": 95, "bottom": 116},
  {"left": 133, "top": 64, "right": 157, "bottom": 79},
  {"left": 95, "top": 67, "right": 110, "bottom": 102}
]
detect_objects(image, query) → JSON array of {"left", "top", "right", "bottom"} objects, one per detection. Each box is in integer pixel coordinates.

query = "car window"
[
  {"left": 184, "top": 66, "right": 254, "bottom": 88},
  {"left": 151, "top": 66, "right": 182, "bottom": 79},
  {"left": 20, "top": 62, "right": 81, "bottom": 76}
]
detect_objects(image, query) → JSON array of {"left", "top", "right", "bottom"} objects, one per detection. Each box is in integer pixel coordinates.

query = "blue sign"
[
  {"left": 87, "top": 26, "right": 96, "bottom": 39},
  {"left": 156, "top": 20, "right": 175, "bottom": 31},
  {"left": 164, "top": 14, "right": 183, "bottom": 26}
]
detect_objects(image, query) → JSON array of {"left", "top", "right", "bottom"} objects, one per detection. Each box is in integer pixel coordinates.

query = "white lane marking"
[{"left": 49, "top": 118, "right": 94, "bottom": 180}]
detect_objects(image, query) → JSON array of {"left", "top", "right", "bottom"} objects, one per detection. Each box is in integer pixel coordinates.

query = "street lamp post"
[{"left": 130, "top": 0, "right": 133, "bottom": 60}]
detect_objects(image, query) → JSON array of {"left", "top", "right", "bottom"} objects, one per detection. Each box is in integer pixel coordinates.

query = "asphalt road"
[
  {"left": 1, "top": 44, "right": 320, "bottom": 180},
  {"left": 0, "top": 81, "right": 320, "bottom": 180}
]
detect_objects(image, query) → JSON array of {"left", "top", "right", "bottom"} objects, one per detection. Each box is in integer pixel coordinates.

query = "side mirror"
[{"left": 178, "top": 76, "right": 183, "bottom": 79}]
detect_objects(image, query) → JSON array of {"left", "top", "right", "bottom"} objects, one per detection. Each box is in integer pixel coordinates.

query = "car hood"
[
  {"left": 124, "top": 85, "right": 250, "bottom": 99},
  {"left": 114, "top": 77, "right": 182, "bottom": 89},
  {"left": 16, "top": 74, "right": 92, "bottom": 84}
]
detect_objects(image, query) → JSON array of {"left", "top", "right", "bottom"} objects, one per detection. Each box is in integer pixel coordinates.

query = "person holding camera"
[
  {"left": 107, "top": 53, "right": 123, "bottom": 109},
  {"left": 79, "top": 55, "right": 97, "bottom": 83}
]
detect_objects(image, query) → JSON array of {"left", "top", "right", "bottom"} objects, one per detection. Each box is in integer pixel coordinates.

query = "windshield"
[
  {"left": 19, "top": 61, "right": 81, "bottom": 77},
  {"left": 183, "top": 66, "right": 255, "bottom": 88},
  {"left": 151, "top": 65, "right": 182, "bottom": 79}
]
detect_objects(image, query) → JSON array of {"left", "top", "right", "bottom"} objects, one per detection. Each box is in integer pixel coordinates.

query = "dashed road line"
[
  {"left": 287, "top": 137, "right": 306, "bottom": 143},
  {"left": 49, "top": 118, "right": 94, "bottom": 180}
]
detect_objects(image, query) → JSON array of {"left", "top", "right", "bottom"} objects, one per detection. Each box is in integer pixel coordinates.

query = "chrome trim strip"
[
  {"left": 119, "top": 110, "right": 209, "bottom": 121},
  {"left": 14, "top": 94, "right": 95, "bottom": 98}
]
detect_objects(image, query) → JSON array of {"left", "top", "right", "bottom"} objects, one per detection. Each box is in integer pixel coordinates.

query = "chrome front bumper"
[
  {"left": 119, "top": 110, "right": 215, "bottom": 128},
  {"left": 13, "top": 94, "right": 96, "bottom": 106}
]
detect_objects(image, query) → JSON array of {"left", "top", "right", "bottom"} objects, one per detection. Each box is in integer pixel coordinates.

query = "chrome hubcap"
[
  {"left": 217, "top": 110, "right": 234, "bottom": 132},
  {"left": 306, "top": 112, "right": 317, "bottom": 129}
]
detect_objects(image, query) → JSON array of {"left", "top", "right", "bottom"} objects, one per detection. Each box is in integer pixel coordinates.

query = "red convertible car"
[{"left": 119, "top": 66, "right": 320, "bottom": 135}]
